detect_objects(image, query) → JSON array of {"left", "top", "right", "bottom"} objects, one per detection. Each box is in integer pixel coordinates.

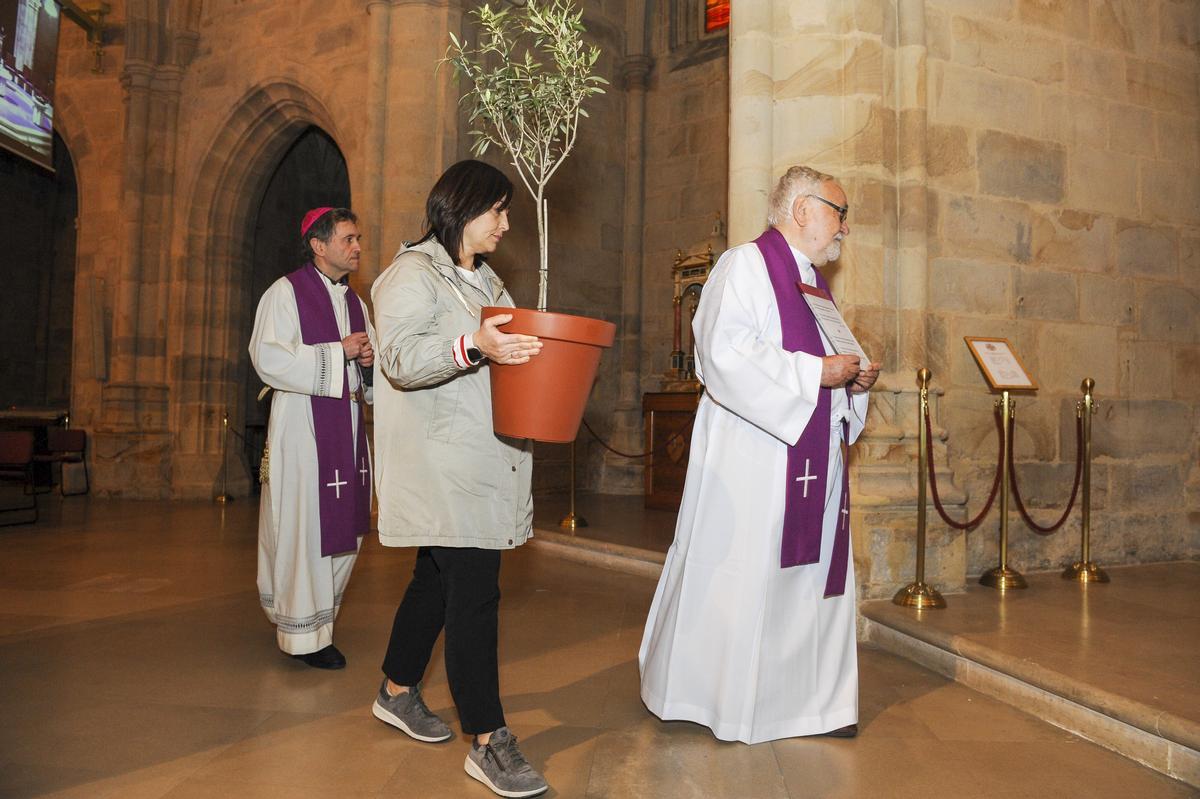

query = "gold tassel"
[{"left": 259, "top": 443, "right": 270, "bottom": 485}]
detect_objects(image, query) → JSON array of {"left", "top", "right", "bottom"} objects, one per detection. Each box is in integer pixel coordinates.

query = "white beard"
[
  {"left": 824, "top": 239, "right": 842, "bottom": 262},
  {"left": 811, "top": 237, "right": 842, "bottom": 267}
]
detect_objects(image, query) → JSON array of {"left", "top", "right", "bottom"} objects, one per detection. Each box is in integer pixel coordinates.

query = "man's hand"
[
  {"left": 821, "top": 354, "right": 860, "bottom": 387},
  {"left": 476, "top": 313, "right": 543, "bottom": 365},
  {"left": 851, "top": 361, "right": 881, "bottom": 394},
  {"left": 342, "top": 332, "right": 370, "bottom": 360},
  {"left": 357, "top": 340, "right": 374, "bottom": 368}
]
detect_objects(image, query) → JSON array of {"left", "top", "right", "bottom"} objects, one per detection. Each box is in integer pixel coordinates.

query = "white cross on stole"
[
  {"left": 326, "top": 469, "right": 347, "bottom": 499},
  {"left": 359, "top": 458, "right": 369, "bottom": 485},
  {"left": 795, "top": 458, "right": 817, "bottom": 498}
]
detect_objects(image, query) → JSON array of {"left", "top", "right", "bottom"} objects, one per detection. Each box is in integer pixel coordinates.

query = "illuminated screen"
[{"left": 0, "top": 0, "right": 59, "bottom": 171}]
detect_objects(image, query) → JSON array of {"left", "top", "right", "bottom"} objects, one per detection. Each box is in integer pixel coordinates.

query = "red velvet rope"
[
  {"left": 925, "top": 403, "right": 1003, "bottom": 531},
  {"left": 1008, "top": 413, "right": 1084, "bottom": 535},
  {"left": 581, "top": 413, "right": 696, "bottom": 459}
]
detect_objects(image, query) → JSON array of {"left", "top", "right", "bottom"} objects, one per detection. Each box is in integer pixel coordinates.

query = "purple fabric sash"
[
  {"left": 285, "top": 263, "right": 371, "bottom": 557},
  {"left": 753, "top": 228, "right": 851, "bottom": 597}
]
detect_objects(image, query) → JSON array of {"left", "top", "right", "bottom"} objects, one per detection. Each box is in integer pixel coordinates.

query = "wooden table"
[{"left": 642, "top": 391, "right": 701, "bottom": 510}]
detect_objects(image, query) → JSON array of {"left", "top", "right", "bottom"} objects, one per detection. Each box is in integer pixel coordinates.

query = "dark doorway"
[
  {"left": 239, "top": 126, "right": 350, "bottom": 488},
  {"left": 0, "top": 130, "right": 77, "bottom": 410}
]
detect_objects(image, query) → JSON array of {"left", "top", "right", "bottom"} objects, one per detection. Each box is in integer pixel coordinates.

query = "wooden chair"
[
  {"left": 0, "top": 431, "right": 38, "bottom": 525},
  {"left": 33, "top": 428, "right": 89, "bottom": 496}
]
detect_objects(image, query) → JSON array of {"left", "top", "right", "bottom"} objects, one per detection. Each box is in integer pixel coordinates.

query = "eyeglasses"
[{"left": 807, "top": 194, "right": 848, "bottom": 223}]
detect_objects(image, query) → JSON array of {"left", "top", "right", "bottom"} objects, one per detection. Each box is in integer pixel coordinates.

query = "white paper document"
[{"left": 799, "top": 284, "right": 870, "bottom": 363}]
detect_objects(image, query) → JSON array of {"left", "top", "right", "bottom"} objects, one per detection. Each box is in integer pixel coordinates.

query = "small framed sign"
[{"left": 964, "top": 337, "right": 1037, "bottom": 391}]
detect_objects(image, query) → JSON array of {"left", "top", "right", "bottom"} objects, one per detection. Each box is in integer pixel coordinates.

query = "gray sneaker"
[
  {"left": 464, "top": 727, "right": 549, "bottom": 798},
  {"left": 371, "top": 679, "right": 453, "bottom": 743}
]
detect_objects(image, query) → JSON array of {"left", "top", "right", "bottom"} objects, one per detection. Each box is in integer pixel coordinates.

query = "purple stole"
[
  {"left": 285, "top": 263, "right": 371, "bottom": 557},
  {"left": 753, "top": 228, "right": 851, "bottom": 598}
]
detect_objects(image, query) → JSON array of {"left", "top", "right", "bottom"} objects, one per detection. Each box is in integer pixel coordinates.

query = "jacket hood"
[{"left": 400, "top": 237, "right": 506, "bottom": 300}]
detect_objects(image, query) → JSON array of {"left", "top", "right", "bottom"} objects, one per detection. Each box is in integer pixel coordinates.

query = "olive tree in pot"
[{"left": 445, "top": 0, "right": 615, "bottom": 443}]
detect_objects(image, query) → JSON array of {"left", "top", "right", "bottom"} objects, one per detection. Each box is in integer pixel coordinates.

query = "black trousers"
[{"left": 381, "top": 546, "right": 505, "bottom": 735}]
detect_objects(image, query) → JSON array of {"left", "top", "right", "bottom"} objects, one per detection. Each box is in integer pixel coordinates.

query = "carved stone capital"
[
  {"left": 620, "top": 54, "right": 653, "bottom": 91},
  {"left": 120, "top": 60, "right": 155, "bottom": 94}
]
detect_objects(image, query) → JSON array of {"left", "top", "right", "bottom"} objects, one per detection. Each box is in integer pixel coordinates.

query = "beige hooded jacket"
[{"left": 371, "top": 237, "right": 533, "bottom": 550}]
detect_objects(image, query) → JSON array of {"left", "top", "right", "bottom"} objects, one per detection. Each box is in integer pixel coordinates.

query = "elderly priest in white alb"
[
  {"left": 250, "top": 207, "right": 376, "bottom": 670},
  {"left": 639, "top": 166, "right": 880, "bottom": 743}
]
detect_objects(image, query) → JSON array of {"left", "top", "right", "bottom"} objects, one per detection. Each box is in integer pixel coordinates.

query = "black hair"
[
  {"left": 302, "top": 208, "right": 358, "bottom": 261},
  {"left": 416, "top": 160, "right": 513, "bottom": 266}
]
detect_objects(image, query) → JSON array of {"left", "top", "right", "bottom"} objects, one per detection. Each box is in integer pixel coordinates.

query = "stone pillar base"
[
  {"left": 172, "top": 451, "right": 253, "bottom": 501},
  {"left": 856, "top": 506, "right": 967, "bottom": 600},
  {"left": 594, "top": 405, "right": 645, "bottom": 495},
  {"left": 91, "top": 430, "right": 172, "bottom": 498}
]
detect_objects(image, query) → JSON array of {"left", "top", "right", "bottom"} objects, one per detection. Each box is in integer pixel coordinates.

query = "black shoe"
[
  {"left": 292, "top": 644, "right": 346, "bottom": 670},
  {"left": 822, "top": 723, "right": 858, "bottom": 738}
]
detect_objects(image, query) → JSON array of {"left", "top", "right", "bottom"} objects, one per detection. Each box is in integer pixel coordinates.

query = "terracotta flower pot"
[{"left": 482, "top": 307, "right": 616, "bottom": 443}]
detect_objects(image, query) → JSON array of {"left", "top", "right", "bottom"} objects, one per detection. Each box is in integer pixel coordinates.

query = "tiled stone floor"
[{"left": 0, "top": 497, "right": 1193, "bottom": 798}]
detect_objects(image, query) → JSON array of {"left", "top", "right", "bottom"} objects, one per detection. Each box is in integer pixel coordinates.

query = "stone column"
[
  {"left": 148, "top": 65, "right": 183, "bottom": 388},
  {"left": 109, "top": 58, "right": 153, "bottom": 390},
  {"left": 361, "top": 0, "right": 392, "bottom": 288},
  {"left": 382, "top": 0, "right": 460, "bottom": 256},
  {"left": 895, "top": 0, "right": 930, "bottom": 377},
  {"left": 727, "top": 2, "right": 773, "bottom": 244},
  {"left": 95, "top": 56, "right": 176, "bottom": 496},
  {"left": 598, "top": 52, "right": 653, "bottom": 494}
]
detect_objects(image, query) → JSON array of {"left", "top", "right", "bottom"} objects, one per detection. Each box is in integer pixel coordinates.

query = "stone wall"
[
  {"left": 925, "top": 0, "right": 1200, "bottom": 579},
  {"left": 53, "top": 4, "right": 137, "bottom": 492},
  {"left": 48, "top": 0, "right": 637, "bottom": 498},
  {"left": 728, "top": 0, "right": 1199, "bottom": 601}
]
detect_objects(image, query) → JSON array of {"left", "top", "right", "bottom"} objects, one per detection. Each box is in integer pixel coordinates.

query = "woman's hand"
[{"left": 475, "top": 313, "right": 543, "bottom": 365}]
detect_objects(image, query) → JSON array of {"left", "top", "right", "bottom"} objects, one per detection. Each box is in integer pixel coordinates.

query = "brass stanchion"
[
  {"left": 980, "top": 390, "right": 1025, "bottom": 589},
  {"left": 558, "top": 440, "right": 587, "bottom": 532},
  {"left": 894, "top": 368, "right": 946, "bottom": 609},
  {"left": 1063, "top": 378, "right": 1108, "bottom": 583},
  {"left": 215, "top": 411, "right": 232, "bottom": 504}
]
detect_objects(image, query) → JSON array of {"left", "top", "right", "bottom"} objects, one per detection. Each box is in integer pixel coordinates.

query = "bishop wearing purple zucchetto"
[
  {"left": 639, "top": 166, "right": 881, "bottom": 743},
  {"left": 250, "top": 207, "right": 376, "bottom": 670}
]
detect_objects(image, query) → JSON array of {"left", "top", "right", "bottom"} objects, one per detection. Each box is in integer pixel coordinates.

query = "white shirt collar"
[{"left": 788, "top": 243, "right": 816, "bottom": 280}]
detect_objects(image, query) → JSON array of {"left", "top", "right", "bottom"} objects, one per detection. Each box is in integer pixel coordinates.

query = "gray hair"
[{"left": 767, "top": 165, "right": 835, "bottom": 227}]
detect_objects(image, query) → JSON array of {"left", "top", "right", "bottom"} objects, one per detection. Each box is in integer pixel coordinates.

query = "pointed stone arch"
[
  {"left": 51, "top": 93, "right": 88, "bottom": 216},
  {"left": 169, "top": 79, "right": 345, "bottom": 494}
]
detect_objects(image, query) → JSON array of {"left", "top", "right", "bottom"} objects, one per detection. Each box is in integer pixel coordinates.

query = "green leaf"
[{"left": 443, "top": 0, "right": 604, "bottom": 293}]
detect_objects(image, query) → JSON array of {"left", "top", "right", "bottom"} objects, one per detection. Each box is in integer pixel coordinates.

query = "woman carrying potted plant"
[{"left": 369, "top": 159, "right": 549, "bottom": 798}]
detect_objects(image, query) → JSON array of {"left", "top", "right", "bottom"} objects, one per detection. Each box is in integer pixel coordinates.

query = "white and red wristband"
[{"left": 452, "top": 334, "right": 485, "bottom": 369}]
